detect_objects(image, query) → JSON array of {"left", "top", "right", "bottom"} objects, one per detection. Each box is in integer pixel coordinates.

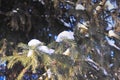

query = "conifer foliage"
[{"left": 0, "top": 0, "right": 120, "bottom": 80}]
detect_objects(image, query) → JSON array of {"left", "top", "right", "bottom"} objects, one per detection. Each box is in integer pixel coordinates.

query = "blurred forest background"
[{"left": 0, "top": 0, "right": 120, "bottom": 80}]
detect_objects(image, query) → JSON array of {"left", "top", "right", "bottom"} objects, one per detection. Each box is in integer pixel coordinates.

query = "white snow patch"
[
  {"left": 75, "top": 4, "right": 85, "bottom": 10},
  {"left": 28, "top": 39, "right": 42, "bottom": 47},
  {"left": 56, "top": 31, "right": 74, "bottom": 42},
  {"left": 37, "top": 46, "right": 54, "bottom": 55}
]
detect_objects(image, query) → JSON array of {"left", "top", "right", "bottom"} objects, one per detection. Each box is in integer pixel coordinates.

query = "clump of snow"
[
  {"left": 27, "top": 39, "right": 54, "bottom": 57},
  {"left": 12, "top": 10, "right": 17, "bottom": 13},
  {"left": 37, "top": 46, "right": 54, "bottom": 55},
  {"left": 105, "top": 0, "right": 117, "bottom": 12},
  {"left": 28, "top": 39, "right": 43, "bottom": 47},
  {"left": 75, "top": 4, "right": 85, "bottom": 10},
  {"left": 56, "top": 31, "right": 74, "bottom": 42}
]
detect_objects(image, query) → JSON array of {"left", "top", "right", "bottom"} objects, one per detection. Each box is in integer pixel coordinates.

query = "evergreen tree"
[{"left": 0, "top": 0, "right": 120, "bottom": 80}]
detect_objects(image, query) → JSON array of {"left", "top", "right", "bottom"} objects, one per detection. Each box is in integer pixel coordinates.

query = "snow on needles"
[
  {"left": 56, "top": 31, "right": 74, "bottom": 42},
  {"left": 28, "top": 39, "right": 43, "bottom": 47},
  {"left": 105, "top": 36, "right": 120, "bottom": 50},
  {"left": 75, "top": 4, "right": 85, "bottom": 10},
  {"left": 37, "top": 46, "right": 55, "bottom": 55},
  {"left": 105, "top": 0, "right": 117, "bottom": 12},
  {"left": 27, "top": 39, "right": 54, "bottom": 57}
]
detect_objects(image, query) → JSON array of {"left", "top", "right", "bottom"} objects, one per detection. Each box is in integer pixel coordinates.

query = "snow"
[
  {"left": 109, "top": 63, "right": 113, "bottom": 68},
  {"left": 27, "top": 39, "right": 54, "bottom": 56},
  {"left": 101, "top": 67, "right": 108, "bottom": 76},
  {"left": 46, "top": 69, "right": 52, "bottom": 79},
  {"left": 108, "top": 30, "right": 120, "bottom": 39},
  {"left": 105, "top": 15, "right": 115, "bottom": 31},
  {"left": 77, "top": 22, "right": 88, "bottom": 30},
  {"left": 85, "top": 58, "right": 108, "bottom": 75},
  {"left": 12, "top": 10, "right": 17, "bottom": 13},
  {"left": 27, "top": 50, "right": 34, "bottom": 57},
  {"left": 105, "top": 36, "right": 120, "bottom": 50},
  {"left": 60, "top": 19, "right": 71, "bottom": 28},
  {"left": 38, "top": 0, "right": 45, "bottom": 5},
  {"left": 37, "top": 46, "right": 54, "bottom": 55},
  {"left": 105, "top": 0, "right": 117, "bottom": 12},
  {"left": 85, "top": 58, "right": 100, "bottom": 70},
  {"left": 75, "top": 4, "right": 85, "bottom": 10},
  {"left": 56, "top": 31, "right": 74, "bottom": 42},
  {"left": 63, "top": 48, "right": 70, "bottom": 55},
  {"left": 110, "top": 51, "right": 114, "bottom": 57},
  {"left": 96, "top": 6, "right": 102, "bottom": 11},
  {"left": 108, "top": 30, "right": 115, "bottom": 37},
  {"left": 28, "top": 39, "right": 42, "bottom": 47}
]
